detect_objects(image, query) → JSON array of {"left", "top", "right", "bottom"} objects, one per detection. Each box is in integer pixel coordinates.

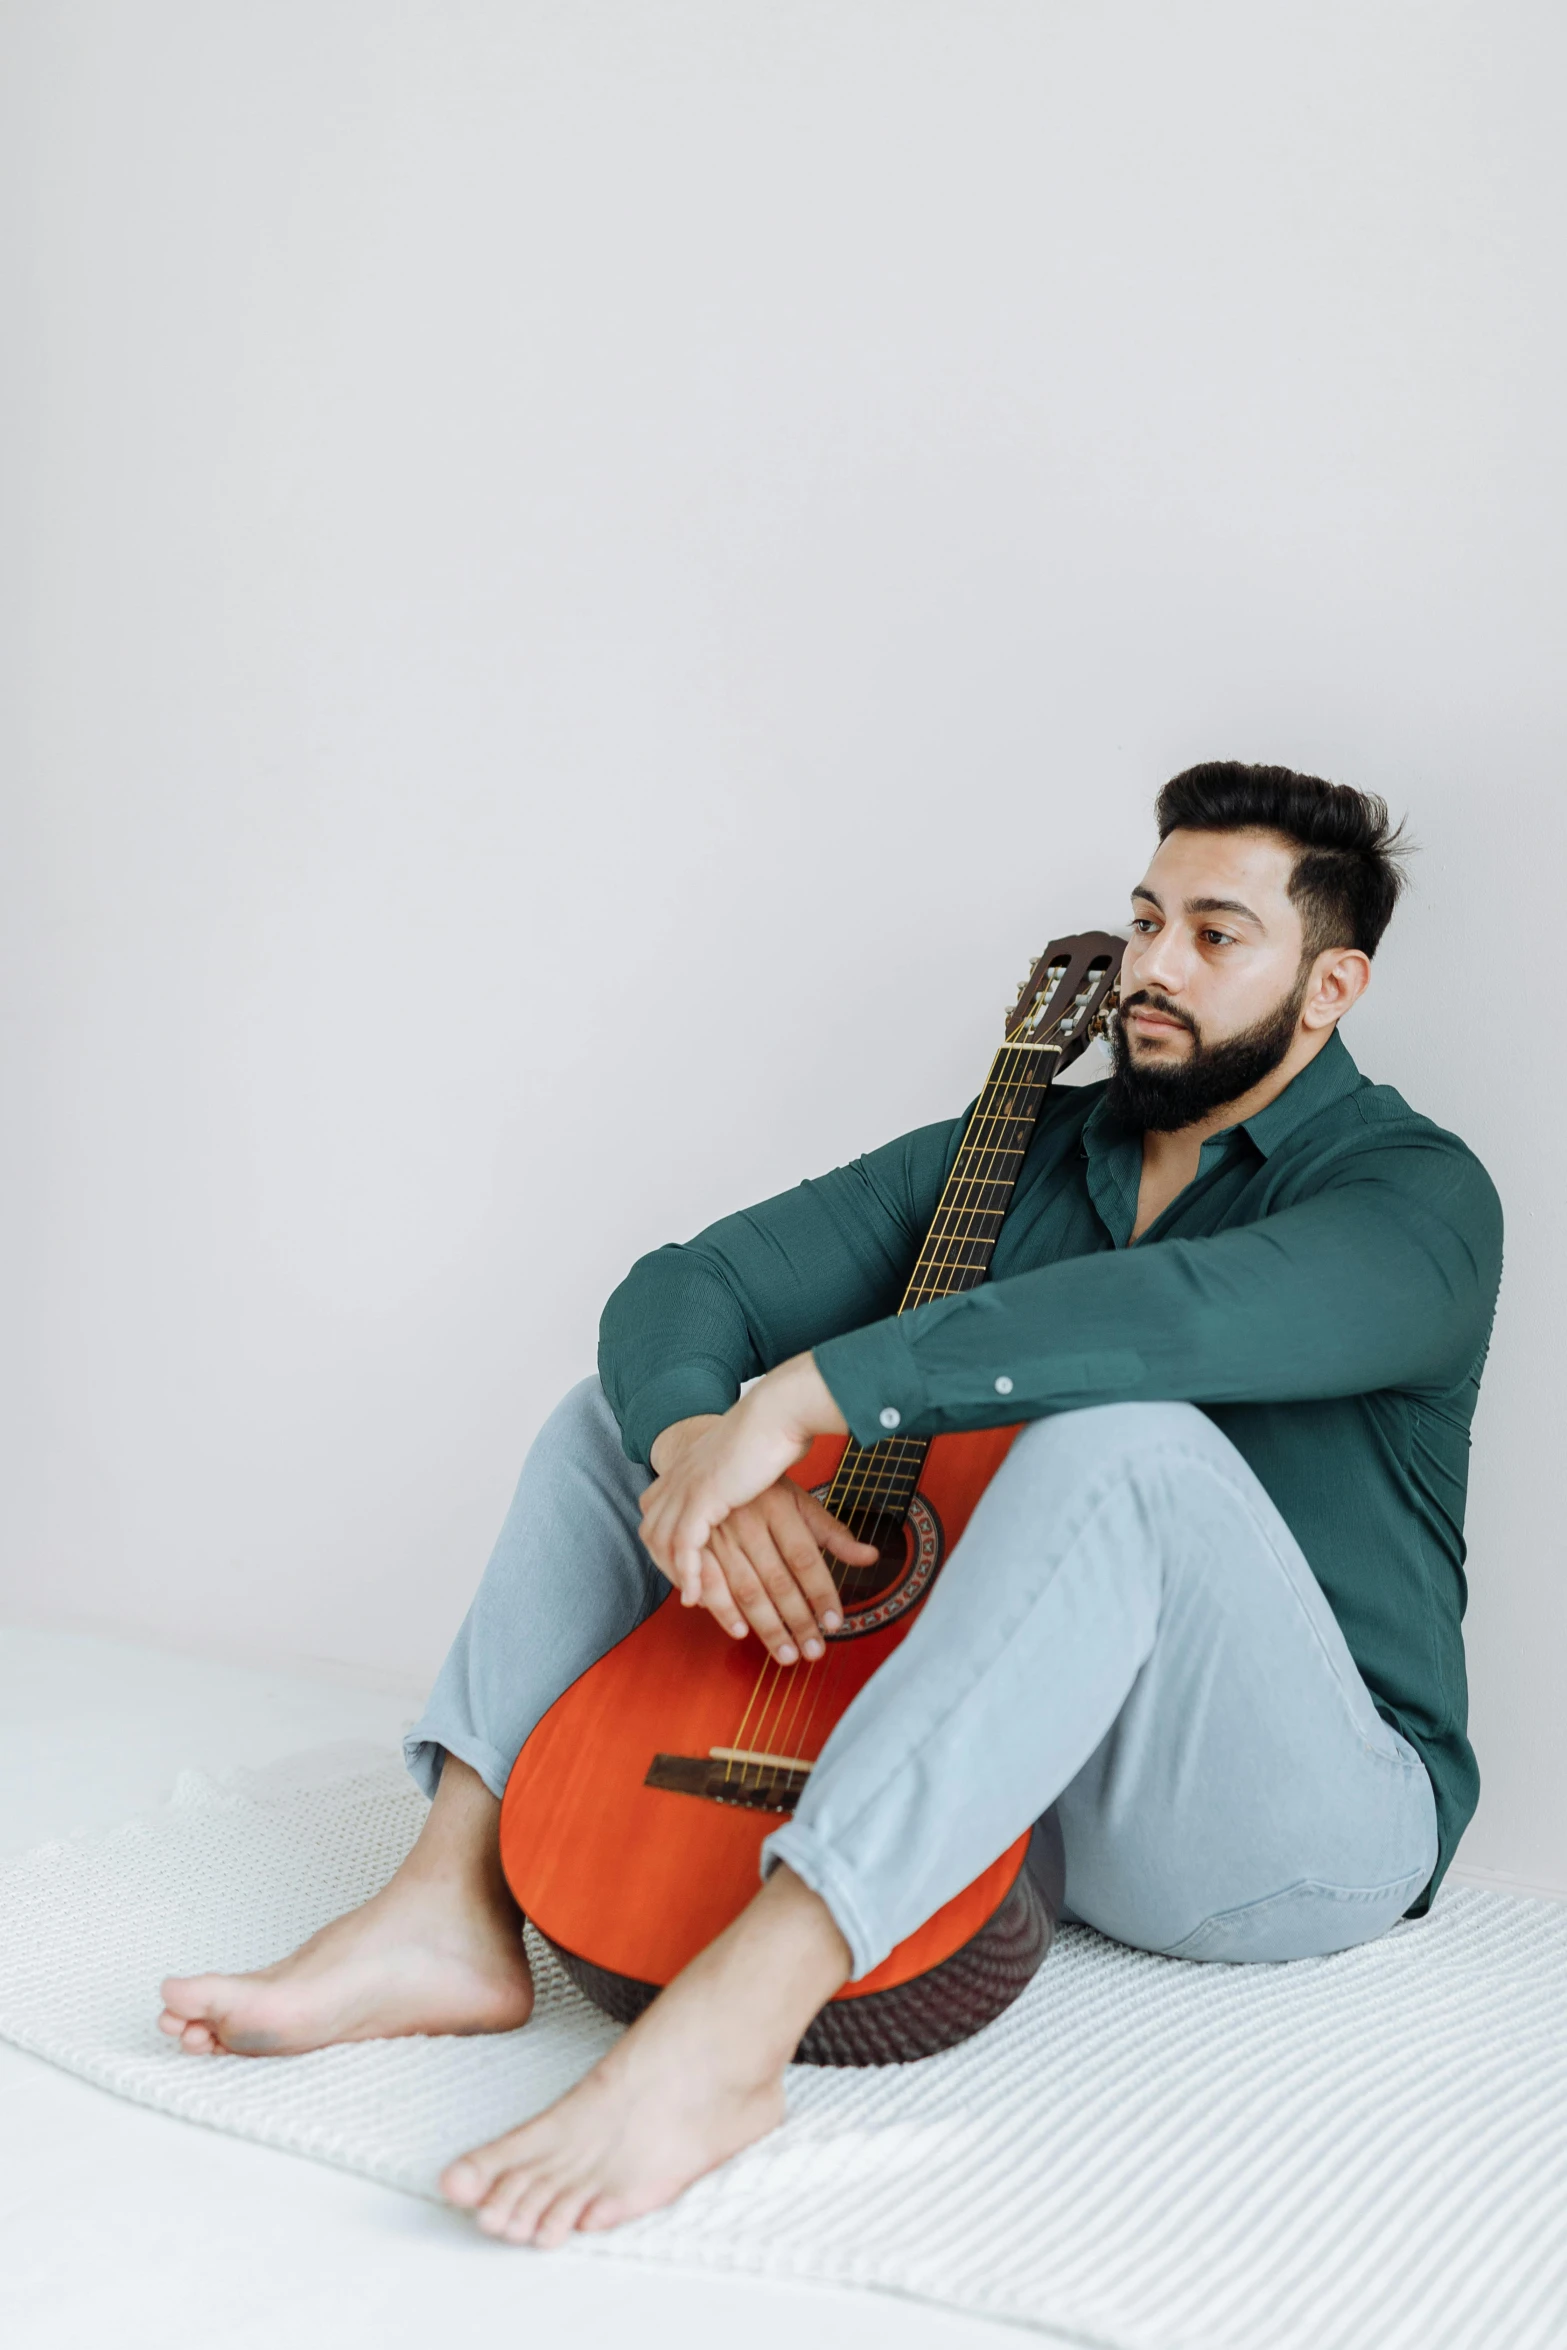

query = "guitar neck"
[
  {"left": 899, "top": 1040, "right": 1064, "bottom": 1309},
  {"left": 823, "top": 1039, "right": 1063, "bottom": 1531}
]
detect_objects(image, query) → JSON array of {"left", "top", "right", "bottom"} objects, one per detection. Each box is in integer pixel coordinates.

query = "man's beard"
[{"left": 1105, "top": 976, "right": 1306, "bottom": 1134}]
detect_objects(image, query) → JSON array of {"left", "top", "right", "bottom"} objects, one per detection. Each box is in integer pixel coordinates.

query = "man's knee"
[
  {"left": 1002, "top": 1400, "right": 1217, "bottom": 1488},
  {"left": 540, "top": 1373, "right": 618, "bottom": 1445},
  {"left": 528, "top": 1375, "right": 635, "bottom": 1489}
]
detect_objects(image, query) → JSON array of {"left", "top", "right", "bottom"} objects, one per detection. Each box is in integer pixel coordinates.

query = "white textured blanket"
[{"left": 1, "top": 1745, "right": 1562, "bottom": 2349}]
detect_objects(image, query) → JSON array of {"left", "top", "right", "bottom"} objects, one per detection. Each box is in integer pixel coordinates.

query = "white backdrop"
[{"left": 5, "top": 2, "right": 1564, "bottom": 1892}]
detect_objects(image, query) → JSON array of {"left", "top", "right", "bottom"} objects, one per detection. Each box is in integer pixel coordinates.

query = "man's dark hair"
[{"left": 1154, "top": 761, "right": 1410, "bottom": 957}]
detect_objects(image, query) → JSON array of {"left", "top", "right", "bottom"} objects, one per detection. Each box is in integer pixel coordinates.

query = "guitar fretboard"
[
  {"left": 824, "top": 1040, "right": 1061, "bottom": 1536},
  {"left": 899, "top": 1040, "right": 1063, "bottom": 1309}
]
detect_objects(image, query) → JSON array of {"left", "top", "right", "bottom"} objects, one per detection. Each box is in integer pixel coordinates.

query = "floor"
[{"left": 1, "top": 1627, "right": 1027, "bottom": 2350}]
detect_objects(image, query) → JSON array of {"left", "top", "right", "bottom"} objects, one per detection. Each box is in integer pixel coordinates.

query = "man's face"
[
  {"left": 1121, "top": 826, "right": 1308, "bottom": 1058},
  {"left": 1110, "top": 827, "right": 1312, "bottom": 1131}
]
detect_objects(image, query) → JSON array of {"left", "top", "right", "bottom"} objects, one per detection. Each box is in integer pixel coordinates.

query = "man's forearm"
[{"left": 598, "top": 1125, "right": 959, "bottom": 1471}]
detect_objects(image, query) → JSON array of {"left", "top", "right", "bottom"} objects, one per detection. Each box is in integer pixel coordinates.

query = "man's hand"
[{"left": 640, "top": 1359, "right": 878, "bottom": 1664}]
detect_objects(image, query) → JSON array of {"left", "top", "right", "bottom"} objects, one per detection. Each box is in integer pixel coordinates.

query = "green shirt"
[{"left": 599, "top": 1031, "right": 1504, "bottom": 1911}]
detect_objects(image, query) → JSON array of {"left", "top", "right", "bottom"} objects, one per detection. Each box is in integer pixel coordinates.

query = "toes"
[
  {"left": 532, "top": 2184, "right": 595, "bottom": 2250},
  {"left": 473, "top": 2175, "right": 518, "bottom": 2234},
  {"left": 578, "top": 2192, "right": 632, "bottom": 2233},
  {"left": 159, "top": 1976, "right": 227, "bottom": 2049},
  {"left": 158, "top": 2007, "right": 220, "bottom": 2055},
  {"left": 445, "top": 2122, "right": 601, "bottom": 2247},
  {"left": 472, "top": 2165, "right": 540, "bottom": 2239},
  {"left": 442, "top": 2126, "right": 535, "bottom": 2208},
  {"left": 442, "top": 2151, "right": 502, "bottom": 2208},
  {"left": 499, "top": 2173, "right": 561, "bottom": 2245},
  {"left": 442, "top": 2159, "right": 481, "bottom": 2207}
]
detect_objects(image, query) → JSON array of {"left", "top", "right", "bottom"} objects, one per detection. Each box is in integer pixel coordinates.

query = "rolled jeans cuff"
[
  {"left": 403, "top": 1724, "right": 513, "bottom": 1804},
  {"left": 761, "top": 1818, "right": 883, "bottom": 1981}
]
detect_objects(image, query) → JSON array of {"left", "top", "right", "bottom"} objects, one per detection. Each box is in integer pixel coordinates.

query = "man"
[{"left": 159, "top": 762, "right": 1503, "bottom": 2251}]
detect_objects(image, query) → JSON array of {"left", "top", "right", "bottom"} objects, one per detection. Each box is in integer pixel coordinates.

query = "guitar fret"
[
  {"left": 831, "top": 1471, "right": 926, "bottom": 1502},
  {"left": 910, "top": 1233, "right": 1003, "bottom": 1261}
]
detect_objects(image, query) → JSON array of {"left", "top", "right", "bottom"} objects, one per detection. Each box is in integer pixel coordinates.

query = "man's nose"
[{"left": 1127, "top": 930, "right": 1188, "bottom": 996}]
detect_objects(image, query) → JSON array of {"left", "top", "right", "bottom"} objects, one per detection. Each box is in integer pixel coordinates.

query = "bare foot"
[
  {"left": 158, "top": 1756, "right": 532, "bottom": 2056},
  {"left": 441, "top": 1864, "right": 851, "bottom": 2247}
]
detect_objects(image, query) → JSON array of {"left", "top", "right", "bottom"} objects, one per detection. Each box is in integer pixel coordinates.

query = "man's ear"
[{"left": 1302, "top": 945, "right": 1372, "bottom": 1032}]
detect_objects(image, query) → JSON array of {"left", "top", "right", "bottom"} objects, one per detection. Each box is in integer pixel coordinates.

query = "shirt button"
[
  {"left": 994, "top": 1375, "right": 1014, "bottom": 1395},
  {"left": 878, "top": 1406, "right": 901, "bottom": 1429}
]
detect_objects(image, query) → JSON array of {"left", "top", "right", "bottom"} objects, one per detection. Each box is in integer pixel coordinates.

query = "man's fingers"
[
  {"left": 798, "top": 1490, "right": 881, "bottom": 1565},
  {"left": 695, "top": 1549, "right": 750, "bottom": 1639},
  {"left": 733, "top": 1521, "right": 829, "bottom": 1657},
  {"left": 768, "top": 1506, "right": 848, "bottom": 1634},
  {"left": 644, "top": 1472, "right": 884, "bottom": 1660},
  {"left": 710, "top": 1526, "right": 811, "bottom": 1664},
  {"left": 747, "top": 1521, "right": 830, "bottom": 1654}
]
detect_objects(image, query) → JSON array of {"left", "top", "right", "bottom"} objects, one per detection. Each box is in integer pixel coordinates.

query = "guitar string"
[
  {"left": 731, "top": 1048, "right": 1034, "bottom": 1772},
  {"left": 759, "top": 965, "right": 1115, "bottom": 1779},
  {"left": 758, "top": 1046, "right": 1049, "bottom": 1764},
  {"left": 762, "top": 1048, "right": 1056, "bottom": 1770},
  {"left": 715, "top": 954, "right": 1111, "bottom": 1781},
  {"left": 718, "top": 1076, "right": 1024, "bottom": 1776},
  {"left": 802, "top": 967, "right": 1101, "bottom": 1551},
  {"left": 717, "top": 1047, "right": 1036, "bottom": 1780},
  {"left": 736, "top": 1040, "right": 1060, "bottom": 1775},
  {"left": 740, "top": 1031, "right": 1070, "bottom": 1770}
]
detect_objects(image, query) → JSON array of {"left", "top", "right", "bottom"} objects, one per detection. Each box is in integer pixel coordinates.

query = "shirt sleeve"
[
  {"left": 813, "top": 1132, "right": 1504, "bottom": 1449},
  {"left": 598, "top": 1113, "right": 966, "bottom": 1464}
]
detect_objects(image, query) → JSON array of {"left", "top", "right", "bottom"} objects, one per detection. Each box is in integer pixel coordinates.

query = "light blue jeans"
[{"left": 407, "top": 1378, "right": 1438, "bottom": 1979}]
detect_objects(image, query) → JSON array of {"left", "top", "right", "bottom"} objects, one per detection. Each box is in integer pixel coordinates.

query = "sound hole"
[
  {"left": 832, "top": 1513, "right": 917, "bottom": 1607},
  {"left": 809, "top": 1483, "right": 945, "bottom": 1633}
]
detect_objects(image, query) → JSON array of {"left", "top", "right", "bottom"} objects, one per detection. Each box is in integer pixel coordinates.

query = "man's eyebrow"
[
  {"left": 1187, "top": 894, "right": 1264, "bottom": 926},
  {"left": 1131, "top": 885, "right": 1162, "bottom": 910}
]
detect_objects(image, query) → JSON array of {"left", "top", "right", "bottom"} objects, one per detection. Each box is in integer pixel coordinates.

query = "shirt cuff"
[
  {"left": 813, "top": 1322, "right": 927, "bottom": 1451},
  {"left": 614, "top": 1359, "right": 743, "bottom": 1467},
  {"left": 816, "top": 1306, "right": 1150, "bottom": 1446}
]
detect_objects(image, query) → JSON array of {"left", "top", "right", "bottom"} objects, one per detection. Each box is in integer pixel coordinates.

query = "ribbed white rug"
[{"left": 1, "top": 1746, "right": 1562, "bottom": 2350}]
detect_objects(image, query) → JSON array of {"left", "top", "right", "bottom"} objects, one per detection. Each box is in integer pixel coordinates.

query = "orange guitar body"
[
  {"left": 500, "top": 929, "right": 1123, "bottom": 2063},
  {"left": 501, "top": 1425, "right": 1039, "bottom": 2060}
]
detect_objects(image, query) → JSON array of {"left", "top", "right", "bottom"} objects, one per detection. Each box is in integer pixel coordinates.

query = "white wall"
[{"left": 4, "top": 2, "right": 1564, "bottom": 1890}]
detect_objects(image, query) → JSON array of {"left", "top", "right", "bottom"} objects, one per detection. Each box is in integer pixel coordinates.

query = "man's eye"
[
  {"left": 1131, "top": 917, "right": 1158, "bottom": 934},
  {"left": 1202, "top": 929, "right": 1235, "bottom": 948}
]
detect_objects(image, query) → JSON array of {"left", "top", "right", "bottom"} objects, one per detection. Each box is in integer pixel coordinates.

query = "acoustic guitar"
[{"left": 501, "top": 932, "right": 1126, "bottom": 2064}]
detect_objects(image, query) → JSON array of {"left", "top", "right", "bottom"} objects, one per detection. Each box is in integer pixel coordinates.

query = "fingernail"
[
  {"left": 803, "top": 1638, "right": 823, "bottom": 1660},
  {"left": 777, "top": 1644, "right": 798, "bottom": 1664},
  {"left": 731, "top": 1623, "right": 748, "bottom": 1638},
  {"left": 823, "top": 1611, "right": 841, "bottom": 1632}
]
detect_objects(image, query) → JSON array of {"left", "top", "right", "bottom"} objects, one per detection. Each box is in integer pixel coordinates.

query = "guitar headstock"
[{"left": 1005, "top": 931, "right": 1126, "bottom": 1066}]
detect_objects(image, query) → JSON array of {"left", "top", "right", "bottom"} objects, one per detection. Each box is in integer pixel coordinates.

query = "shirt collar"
[
  {"left": 1237, "top": 1027, "right": 1362, "bottom": 1158},
  {"left": 1082, "top": 1026, "right": 1363, "bottom": 1180}
]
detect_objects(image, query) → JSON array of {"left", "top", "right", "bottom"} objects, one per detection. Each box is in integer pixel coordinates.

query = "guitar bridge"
[{"left": 644, "top": 1746, "right": 813, "bottom": 1814}]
